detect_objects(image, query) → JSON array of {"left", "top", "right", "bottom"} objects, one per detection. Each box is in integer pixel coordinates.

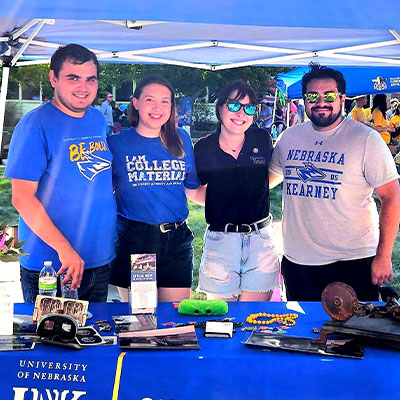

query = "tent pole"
[
  {"left": 0, "top": 65, "right": 10, "bottom": 158},
  {"left": 272, "top": 89, "right": 278, "bottom": 123}
]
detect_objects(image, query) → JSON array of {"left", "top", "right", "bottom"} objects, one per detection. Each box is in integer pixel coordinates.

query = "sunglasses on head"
[
  {"left": 304, "top": 91, "right": 342, "bottom": 104},
  {"left": 225, "top": 99, "right": 257, "bottom": 116}
]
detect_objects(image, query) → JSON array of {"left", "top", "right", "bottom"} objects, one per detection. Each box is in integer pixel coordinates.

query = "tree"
[
  {"left": 1, "top": 63, "right": 291, "bottom": 102},
  {"left": 129, "top": 64, "right": 291, "bottom": 100},
  {"left": 98, "top": 63, "right": 135, "bottom": 96},
  {"left": 2, "top": 64, "right": 52, "bottom": 98}
]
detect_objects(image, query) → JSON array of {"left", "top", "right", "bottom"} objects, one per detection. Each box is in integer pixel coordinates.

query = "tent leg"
[{"left": 0, "top": 65, "right": 10, "bottom": 160}]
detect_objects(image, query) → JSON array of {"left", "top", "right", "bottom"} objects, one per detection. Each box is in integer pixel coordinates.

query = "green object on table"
[{"left": 178, "top": 299, "right": 229, "bottom": 316}]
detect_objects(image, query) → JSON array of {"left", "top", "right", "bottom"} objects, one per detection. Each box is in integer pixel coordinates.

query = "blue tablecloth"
[{"left": 5, "top": 302, "right": 399, "bottom": 400}]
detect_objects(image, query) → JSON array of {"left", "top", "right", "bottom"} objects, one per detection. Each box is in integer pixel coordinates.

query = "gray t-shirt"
[
  {"left": 100, "top": 101, "right": 113, "bottom": 127},
  {"left": 270, "top": 118, "right": 399, "bottom": 265}
]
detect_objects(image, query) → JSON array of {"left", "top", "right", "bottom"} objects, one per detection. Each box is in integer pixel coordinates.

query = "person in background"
[
  {"left": 257, "top": 99, "right": 273, "bottom": 130},
  {"left": 269, "top": 63, "right": 400, "bottom": 302},
  {"left": 294, "top": 100, "right": 305, "bottom": 123},
  {"left": 112, "top": 121, "right": 122, "bottom": 135},
  {"left": 389, "top": 103, "right": 400, "bottom": 138},
  {"left": 388, "top": 103, "right": 400, "bottom": 157},
  {"left": 194, "top": 80, "right": 279, "bottom": 302},
  {"left": 387, "top": 98, "right": 399, "bottom": 120},
  {"left": 176, "top": 96, "right": 193, "bottom": 135},
  {"left": 350, "top": 95, "right": 368, "bottom": 124},
  {"left": 4, "top": 43, "right": 116, "bottom": 302},
  {"left": 289, "top": 101, "right": 298, "bottom": 126},
  {"left": 100, "top": 92, "right": 114, "bottom": 136},
  {"left": 108, "top": 75, "right": 203, "bottom": 302},
  {"left": 371, "top": 94, "right": 395, "bottom": 144},
  {"left": 274, "top": 103, "right": 286, "bottom": 134}
]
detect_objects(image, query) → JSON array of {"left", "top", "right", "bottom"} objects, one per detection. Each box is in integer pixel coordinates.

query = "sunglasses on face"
[
  {"left": 225, "top": 99, "right": 257, "bottom": 116},
  {"left": 304, "top": 91, "right": 342, "bottom": 104}
]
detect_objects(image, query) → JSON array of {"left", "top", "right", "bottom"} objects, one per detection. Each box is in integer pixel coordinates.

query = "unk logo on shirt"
[
  {"left": 68, "top": 141, "right": 111, "bottom": 181},
  {"left": 296, "top": 162, "right": 325, "bottom": 182},
  {"left": 77, "top": 151, "right": 111, "bottom": 181}
]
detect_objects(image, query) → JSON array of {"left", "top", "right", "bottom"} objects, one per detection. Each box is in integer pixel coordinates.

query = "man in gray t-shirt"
[
  {"left": 269, "top": 63, "right": 400, "bottom": 301},
  {"left": 100, "top": 92, "right": 113, "bottom": 135}
]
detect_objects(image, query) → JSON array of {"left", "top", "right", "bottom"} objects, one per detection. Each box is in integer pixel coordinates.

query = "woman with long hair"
[
  {"left": 108, "top": 75, "right": 203, "bottom": 302},
  {"left": 194, "top": 80, "right": 279, "bottom": 301},
  {"left": 371, "top": 94, "right": 395, "bottom": 144}
]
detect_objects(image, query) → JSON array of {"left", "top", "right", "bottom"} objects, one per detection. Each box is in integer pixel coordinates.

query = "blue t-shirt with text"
[
  {"left": 5, "top": 102, "right": 116, "bottom": 271},
  {"left": 108, "top": 127, "right": 199, "bottom": 224}
]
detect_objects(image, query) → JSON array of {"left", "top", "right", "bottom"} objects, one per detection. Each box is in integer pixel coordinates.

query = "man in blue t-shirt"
[{"left": 5, "top": 44, "right": 116, "bottom": 302}]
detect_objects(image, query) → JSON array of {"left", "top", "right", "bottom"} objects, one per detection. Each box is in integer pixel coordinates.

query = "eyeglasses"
[
  {"left": 225, "top": 99, "right": 257, "bottom": 116},
  {"left": 107, "top": 95, "right": 113, "bottom": 98},
  {"left": 304, "top": 91, "right": 342, "bottom": 103}
]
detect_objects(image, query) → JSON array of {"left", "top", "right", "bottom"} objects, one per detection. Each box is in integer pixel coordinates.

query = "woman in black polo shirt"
[{"left": 194, "top": 80, "right": 279, "bottom": 301}]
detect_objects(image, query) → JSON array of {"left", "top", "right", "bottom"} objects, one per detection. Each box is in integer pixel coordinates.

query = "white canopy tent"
[{"left": 1, "top": 0, "right": 400, "bottom": 148}]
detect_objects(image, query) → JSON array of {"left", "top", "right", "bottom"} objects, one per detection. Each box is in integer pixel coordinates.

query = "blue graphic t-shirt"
[
  {"left": 5, "top": 102, "right": 116, "bottom": 271},
  {"left": 108, "top": 127, "right": 200, "bottom": 224}
]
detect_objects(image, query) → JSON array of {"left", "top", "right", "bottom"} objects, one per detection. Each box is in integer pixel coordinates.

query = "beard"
[{"left": 307, "top": 106, "right": 342, "bottom": 128}]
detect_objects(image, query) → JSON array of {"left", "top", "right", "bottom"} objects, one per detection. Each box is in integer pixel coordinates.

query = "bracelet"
[{"left": 246, "top": 312, "right": 299, "bottom": 326}]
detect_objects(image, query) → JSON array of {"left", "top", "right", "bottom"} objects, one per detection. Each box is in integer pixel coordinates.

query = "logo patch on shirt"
[
  {"left": 77, "top": 151, "right": 111, "bottom": 181},
  {"left": 250, "top": 156, "right": 266, "bottom": 165},
  {"left": 296, "top": 162, "right": 326, "bottom": 182}
]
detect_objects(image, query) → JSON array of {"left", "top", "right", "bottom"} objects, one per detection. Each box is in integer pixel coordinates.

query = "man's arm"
[
  {"left": 185, "top": 185, "right": 207, "bottom": 206},
  {"left": 371, "top": 179, "right": 400, "bottom": 285},
  {"left": 269, "top": 172, "right": 283, "bottom": 189},
  {"left": 11, "top": 179, "right": 84, "bottom": 289}
]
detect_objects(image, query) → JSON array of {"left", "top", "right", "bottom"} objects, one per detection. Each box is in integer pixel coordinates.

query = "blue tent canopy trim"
[{"left": 277, "top": 66, "right": 400, "bottom": 99}]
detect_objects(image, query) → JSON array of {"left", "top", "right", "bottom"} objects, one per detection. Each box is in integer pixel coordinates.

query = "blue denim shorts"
[
  {"left": 110, "top": 216, "right": 194, "bottom": 289},
  {"left": 198, "top": 223, "right": 279, "bottom": 298}
]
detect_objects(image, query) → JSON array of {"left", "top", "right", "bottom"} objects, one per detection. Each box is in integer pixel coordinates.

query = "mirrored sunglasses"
[
  {"left": 304, "top": 91, "right": 341, "bottom": 104},
  {"left": 225, "top": 99, "right": 257, "bottom": 116}
]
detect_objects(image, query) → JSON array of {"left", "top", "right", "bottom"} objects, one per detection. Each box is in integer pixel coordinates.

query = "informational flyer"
[{"left": 130, "top": 254, "right": 157, "bottom": 316}]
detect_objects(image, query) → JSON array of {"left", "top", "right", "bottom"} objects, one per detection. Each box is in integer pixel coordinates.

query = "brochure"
[
  {"left": 119, "top": 325, "right": 200, "bottom": 350},
  {"left": 130, "top": 254, "right": 157, "bottom": 316},
  {"left": 113, "top": 314, "right": 157, "bottom": 334},
  {"left": 0, "top": 335, "right": 35, "bottom": 351}
]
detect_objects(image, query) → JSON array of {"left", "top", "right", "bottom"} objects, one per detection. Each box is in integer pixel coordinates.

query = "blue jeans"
[{"left": 20, "top": 264, "right": 110, "bottom": 303}]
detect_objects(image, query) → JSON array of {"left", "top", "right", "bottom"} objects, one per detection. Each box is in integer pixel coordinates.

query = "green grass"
[
  {"left": 0, "top": 167, "right": 18, "bottom": 225},
  {"left": 1, "top": 166, "right": 399, "bottom": 294}
]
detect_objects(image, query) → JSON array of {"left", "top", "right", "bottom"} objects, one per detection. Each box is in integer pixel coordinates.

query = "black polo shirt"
[{"left": 194, "top": 127, "right": 273, "bottom": 227}]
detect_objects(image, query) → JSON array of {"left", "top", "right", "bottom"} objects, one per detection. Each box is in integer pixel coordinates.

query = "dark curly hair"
[
  {"left": 301, "top": 63, "right": 346, "bottom": 96},
  {"left": 50, "top": 43, "right": 100, "bottom": 78}
]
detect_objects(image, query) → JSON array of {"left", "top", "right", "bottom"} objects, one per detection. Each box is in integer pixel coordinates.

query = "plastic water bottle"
[
  {"left": 38, "top": 261, "right": 57, "bottom": 297},
  {"left": 60, "top": 270, "right": 79, "bottom": 299}
]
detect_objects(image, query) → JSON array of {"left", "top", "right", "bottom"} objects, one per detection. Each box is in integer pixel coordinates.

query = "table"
[{"left": 4, "top": 302, "right": 399, "bottom": 400}]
